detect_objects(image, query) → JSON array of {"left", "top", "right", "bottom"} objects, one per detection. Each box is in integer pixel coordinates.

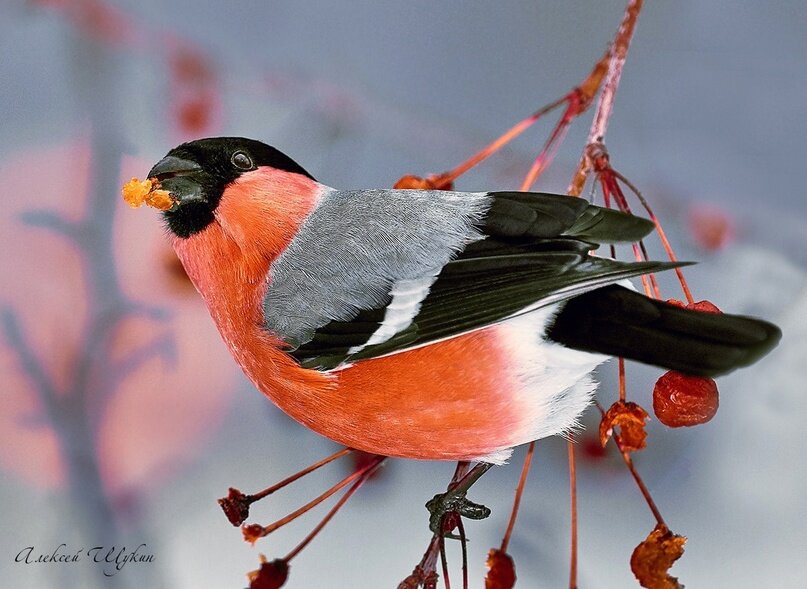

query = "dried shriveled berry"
[
  {"left": 630, "top": 524, "right": 686, "bottom": 589},
  {"left": 242, "top": 523, "right": 266, "bottom": 545},
  {"left": 397, "top": 575, "right": 418, "bottom": 589},
  {"left": 398, "top": 567, "right": 438, "bottom": 589},
  {"left": 484, "top": 548, "right": 516, "bottom": 589},
  {"left": 686, "top": 300, "right": 721, "bottom": 314},
  {"left": 218, "top": 487, "right": 250, "bottom": 527},
  {"left": 393, "top": 174, "right": 453, "bottom": 190},
  {"left": 599, "top": 401, "right": 649, "bottom": 452},
  {"left": 666, "top": 299, "right": 721, "bottom": 314},
  {"left": 653, "top": 371, "right": 719, "bottom": 428},
  {"left": 248, "top": 555, "right": 289, "bottom": 589}
]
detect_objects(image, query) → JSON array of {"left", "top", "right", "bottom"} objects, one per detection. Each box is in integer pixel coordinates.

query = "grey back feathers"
[{"left": 263, "top": 188, "right": 492, "bottom": 348}]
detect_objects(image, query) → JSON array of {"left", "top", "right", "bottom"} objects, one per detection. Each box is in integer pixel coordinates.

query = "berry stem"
[
  {"left": 519, "top": 101, "right": 576, "bottom": 191},
  {"left": 618, "top": 357, "right": 627, "bottom": 402},
  {"left": 590, "top": 0, "right": 644, "bottom": 143},
  {"left": 457, "top": 517, "right": 469, "bottom": 589},
  {"left": 613, "top": 170, "right": 695, "bottom": 303},
  {"left": 638, "top": 240, "right": 662, "bottom": 298},
  {"left": 568, "top": 0, "right": 645, "bottom": 195},
  {"left": 250, "top": 454, "right": 383, "bottom": 540},
  {"left": 436, "top": 31, "right": 612, "bottom": 190},
  {"left": 618, "top": 445, "right": 665, "bottom": 527},
  {"left": 596, "top": 402, "right": 665, "bottom": 526},
  {"left": 500, "top": 441, "right": 536, "bottom": 553},
  {"left": 449, "top": 462, "right": 493, "bottom": 495},
  {"left": 247, "top": 447, "right": 353, "bottom": 505},
  {"left": 284, "top": 455, "right": 385, "bottom": 562},
  {"left": 439, "top": 533, "right": 451, "bottom": 589},
  {"left": 435, "top": 97, "right": 568, "bottom": 188}
]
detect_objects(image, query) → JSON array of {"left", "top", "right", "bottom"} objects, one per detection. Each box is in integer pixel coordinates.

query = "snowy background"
[{"left": 1, "top": 1, "right": 805, "bottom": 587}]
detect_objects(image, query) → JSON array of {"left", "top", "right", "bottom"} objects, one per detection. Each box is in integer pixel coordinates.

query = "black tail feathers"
[{"left": 546, "top": 285, "right": 781, "bottom": 377}]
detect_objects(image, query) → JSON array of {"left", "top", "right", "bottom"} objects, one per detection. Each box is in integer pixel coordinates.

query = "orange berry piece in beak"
[{"left": 122, "top": 177, "right": 176, "bottom": 211}]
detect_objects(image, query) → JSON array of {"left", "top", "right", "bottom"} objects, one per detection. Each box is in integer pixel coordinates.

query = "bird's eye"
[{"left": 231, "top": 151, "right": 253, "bottom": 170}]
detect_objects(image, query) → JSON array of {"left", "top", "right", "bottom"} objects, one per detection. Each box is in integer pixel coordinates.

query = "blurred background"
[{"left": 1, "top": 1, "right": 805, "bottom": 587}]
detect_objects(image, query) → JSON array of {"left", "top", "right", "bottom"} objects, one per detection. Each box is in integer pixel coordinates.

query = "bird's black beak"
[
  {"left": 148, "top": 155, "right": 201, "bottom": 179},
  {"left": 148, "top": 155, "right": 206, "bottom": 212}
]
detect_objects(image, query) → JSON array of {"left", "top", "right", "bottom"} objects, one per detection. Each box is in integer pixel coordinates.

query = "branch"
[
  {"left": 111, "top": 331, "right": 177, "bottom": 383},
  {"left": 568, "top": 0, "right": 645, "bottom": 196},
  {"left": 1, "top": 307, "right": 60, "bottom": 405},
  {"left": 589, "top": 0, "right": 644, "bottom": 143},
  {"left": 19, "top": 209, "right": 82, "bottom": 241}
]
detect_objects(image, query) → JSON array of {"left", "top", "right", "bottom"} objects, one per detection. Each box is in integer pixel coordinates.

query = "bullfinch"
[{"left": 145, "top": 137, "right": 780, "bottom": 464}]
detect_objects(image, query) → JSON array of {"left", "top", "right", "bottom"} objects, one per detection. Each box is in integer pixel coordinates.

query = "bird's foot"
[{"left": 426, "top": 490, "right": 491, "bottom": 536}]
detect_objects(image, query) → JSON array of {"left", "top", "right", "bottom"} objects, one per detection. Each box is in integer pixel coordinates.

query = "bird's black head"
[{"left": 148, "top": 137, "right": 314, "bottom": 238}]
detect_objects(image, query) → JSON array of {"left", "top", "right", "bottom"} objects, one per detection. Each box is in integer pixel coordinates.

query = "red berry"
[
  {"left": 248, "top": 557, "right": 289, "bottom": 589},
  {"left": 176, "top": 96, "right": 213, "bottom": 135},
  {"left": 653, "top": 371, "right": 719, "bottom": 427},
  {"left": 393, "top": 175, "right": 434, "bottom": 189},
  {"left": 630, "top": 524, "right": 686, "bottom": 589},
  {"left": 687, "top": 204, "right": 735, "bottom": 251},
  {"left": 485, "top": 549, "right": 516, "bottom": 589},
  {"left": 686, "top": 300, "right": 721, "bottom": 314},
  {"left": 242, "top": 523, "right": 265, "bottom": 545}
]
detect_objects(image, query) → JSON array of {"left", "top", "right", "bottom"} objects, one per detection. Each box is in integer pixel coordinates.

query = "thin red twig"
[
  {"left": 589, "top": 0, "right": 644, "bottom": 143},
  {"left": 617, "top": 446, "right": 665, "bottom": 527},
  {"left": 595, "top": 402, "right": 666, "bottom": 526},
  {"left": 598, "top": 165, "right": 655, "bottom": 296},
  {"left": 247, "top": 455, "right": 384, "bottom": 540},
  {"left": 434, "top": 97, "right": 568, "bottom": 188},
  {"left": 613, "top": 169, "right": 695, "bottom": 303},
  {"left": 500, "top": 441, "right": 536, "bottom": 553},
  {"left": 638, "top": 239, "right": 662, "bottom": 298},
  {"left": 568, "top": 0, "right": 645, "bottom": 196},
  {"left": 431, "top": 46, "right": 610, "bottom": 190},
  {"left": 439, "top": 533, "right": 451, "bottom": 589},
  {"left": 519, "top": 102, "right": 576, "bottom": 191},
  {"left": 284, "top": 455, "right": 385, "bottom": 561},
  {"left": 249, "top": 447, "right": 353, "bottom": 503},
  {"left": 457, "top": 518, "right": 468, "bottom": 589},
  {"left": 603, "top": 170, "right": 658, "bottom": 296},
  {"left": 618, "top": 357, "right": 627, "bottom": 402}
]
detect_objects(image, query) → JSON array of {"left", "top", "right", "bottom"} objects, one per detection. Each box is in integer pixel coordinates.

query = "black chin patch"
[{"left": 164, "top": 201, "right": 216, "bottom": 238}]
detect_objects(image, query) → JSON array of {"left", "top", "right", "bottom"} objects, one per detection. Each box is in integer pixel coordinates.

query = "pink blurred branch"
[{"left": 2, "top": 308, "right": 61, "bottom": 404}]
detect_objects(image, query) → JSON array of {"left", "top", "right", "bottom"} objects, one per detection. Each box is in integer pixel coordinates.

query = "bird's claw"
[{"left": 426, "top": 490, "right": 491, "bottom": 535}]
